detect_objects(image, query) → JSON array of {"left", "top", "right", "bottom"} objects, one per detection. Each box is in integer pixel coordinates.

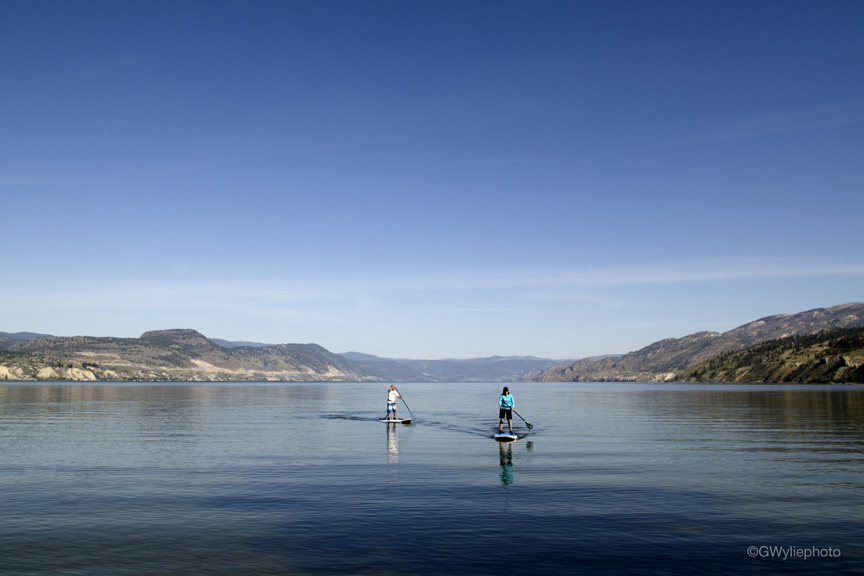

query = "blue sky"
[{"left": 2, "top": 0, "right": 863, "bottom": 359}]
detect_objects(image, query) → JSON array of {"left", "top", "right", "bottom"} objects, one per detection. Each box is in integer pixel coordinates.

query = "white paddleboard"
[
  {"left": 494, "top": 432, "right": 518, "bottom": 442},
  {"left": 379, "top": 418, "right": 412, "bottom": 423}
]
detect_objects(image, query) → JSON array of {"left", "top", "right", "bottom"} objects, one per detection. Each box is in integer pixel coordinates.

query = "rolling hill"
[
  {"left": 0, "top": 329, "right": 365, "bottom": 382},
  {"left": 675, "top": 326, "right": 864, "bottom": 383},
  {"left": 533, "top": 303, "right": 864, "bottom": 382}
]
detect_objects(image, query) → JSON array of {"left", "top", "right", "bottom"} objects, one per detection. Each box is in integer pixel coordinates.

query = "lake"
[{"left": 1, "top": 382, "right": 862, "bottom": 575}]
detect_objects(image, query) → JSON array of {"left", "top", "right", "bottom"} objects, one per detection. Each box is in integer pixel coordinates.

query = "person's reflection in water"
[
  {"left": 387, "top": 422, "right": 399, "bottom": 465},
  {"left": 499, "top": 442, "right": 514, "bottom": 485}
]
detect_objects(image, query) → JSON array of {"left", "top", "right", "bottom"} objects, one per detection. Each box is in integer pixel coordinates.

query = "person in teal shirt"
[{"left": 498, "top": 386, "right": 514, "bottom": 434}]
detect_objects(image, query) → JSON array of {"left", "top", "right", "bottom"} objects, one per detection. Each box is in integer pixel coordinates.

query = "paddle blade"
[{"left": 526, "top": 422, "right": 534, "bottom": 429}]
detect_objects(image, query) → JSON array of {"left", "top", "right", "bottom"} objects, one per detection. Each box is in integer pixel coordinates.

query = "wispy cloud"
[
  {"left": 541, "top": 258, "right": 864, "bottom": 287},
  {"left": 364, "top": 257, "right": 864, "bottom": 294},
  {"left": 669, "top": 99, "right": 864, "bottom": 145},
  {"left": 6, "top": 256, "right": 862, "bottom": 317}
]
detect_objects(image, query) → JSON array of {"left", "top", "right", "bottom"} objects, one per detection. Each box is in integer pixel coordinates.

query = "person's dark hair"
[{"left": 502, "top": 387, "right": 509, "bottom": 394}]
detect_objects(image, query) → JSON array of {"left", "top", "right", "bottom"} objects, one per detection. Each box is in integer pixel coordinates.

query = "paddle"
[
  {"left": 513, "top": 409, "right": 533, "bottom": 429},
  {"left": 394, "top": 386, "right": 415, "bottom": 420}
]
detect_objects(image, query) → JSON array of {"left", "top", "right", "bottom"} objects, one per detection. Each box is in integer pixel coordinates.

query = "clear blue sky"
[{"left": 3, "top": 0, "right": 863, "bottom": 359}]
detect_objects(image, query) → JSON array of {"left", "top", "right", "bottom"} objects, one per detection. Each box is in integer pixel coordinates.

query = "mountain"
[
  {"left": 0, "top": 331, "right": 53, "bottom": 344},
  {"left": 209, "top": 338, "right": 273, "bottom": 349},
  {"left": 396, "top": 356, "right": 579, "bottom": 382},
  {"left": 675, "top": 326, "right": 864, "bottom": 383},
  {"left": 0, "top": 329, "right": 366, "bottom": 382},
  {"left": 339, "top": 352, "right": 430, "bottom": 382},
  {"left": 534, "top": 303, "right": 864, "bottom": 382},
  {"left": 340, "top": 352, "right": 578, "bottom": 382}
]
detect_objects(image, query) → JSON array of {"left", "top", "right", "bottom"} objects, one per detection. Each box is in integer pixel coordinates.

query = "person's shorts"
[
  {"left": 387, "top": 402, "right": 396, "bottom": 412},
  {"left": 499, "top": 408, "right": 512, "bottom": 420}
]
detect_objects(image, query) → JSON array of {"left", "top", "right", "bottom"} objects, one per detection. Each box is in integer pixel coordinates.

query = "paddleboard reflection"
[{"left": 499, "top": 442, "right": 514, "bottom": 486}]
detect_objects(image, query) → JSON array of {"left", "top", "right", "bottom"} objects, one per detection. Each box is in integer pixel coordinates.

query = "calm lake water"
[{"left": 1, "top": 382, "right": 863, "bottom": 575}]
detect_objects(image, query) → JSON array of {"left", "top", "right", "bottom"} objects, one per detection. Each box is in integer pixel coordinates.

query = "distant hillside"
[
  {"left": 339, "top": 353, "right": 429, "bottom": 381},
  {"left": 0, "top": 329, "right": 366, "bottom": 382},
  {"left": 341, "top": 352, "right": 578, "bottom": 382},
  {"left": 209, "top": 338, "right": 273, "bottom": 349},
  {"left": 0, "top": 332, "right": 53, "bottom": 344},
  {"left": 400, "top": 356, "right": 579, "bottom": 382},
  {"left": 534, "top": 303, "right": 864, "bottom": 382},
  {"left": 675, "top": 326, "right": 864, "bottom": 383}
]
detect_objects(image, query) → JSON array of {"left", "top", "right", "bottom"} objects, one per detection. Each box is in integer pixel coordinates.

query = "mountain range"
[
  {"left": 340, "top": 352, "right": 576, "bottom": 383},
  {"left": 2, "top": 302, "right": 862, "bottom": 383},
  {"left": 0, "top": 329, "right": 575, "bottom": 383}
]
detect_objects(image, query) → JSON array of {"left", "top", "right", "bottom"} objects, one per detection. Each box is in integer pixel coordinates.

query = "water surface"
[{"left": 1, "top": 382, "right": 862, "bottom": 575}]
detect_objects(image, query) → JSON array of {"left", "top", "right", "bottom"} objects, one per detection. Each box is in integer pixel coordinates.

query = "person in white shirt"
[{"left": 384, "top": 384, "right": 402, "bottom": 420}]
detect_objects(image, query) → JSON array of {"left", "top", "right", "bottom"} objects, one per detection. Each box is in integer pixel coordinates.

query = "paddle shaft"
[
  {"left": 512, "top": 409, "right": 533, "bottom": 429},
  {"left": 394, "top": 387, "right": 415, "bottom": 418}
]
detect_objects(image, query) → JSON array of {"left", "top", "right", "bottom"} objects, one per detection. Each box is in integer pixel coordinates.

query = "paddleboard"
[
  {"left": 379, "top": 418, "right": 412, "bottom": 423},
  {"left": 494, "top": 432, "right": 518, "bottom": 442}
]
